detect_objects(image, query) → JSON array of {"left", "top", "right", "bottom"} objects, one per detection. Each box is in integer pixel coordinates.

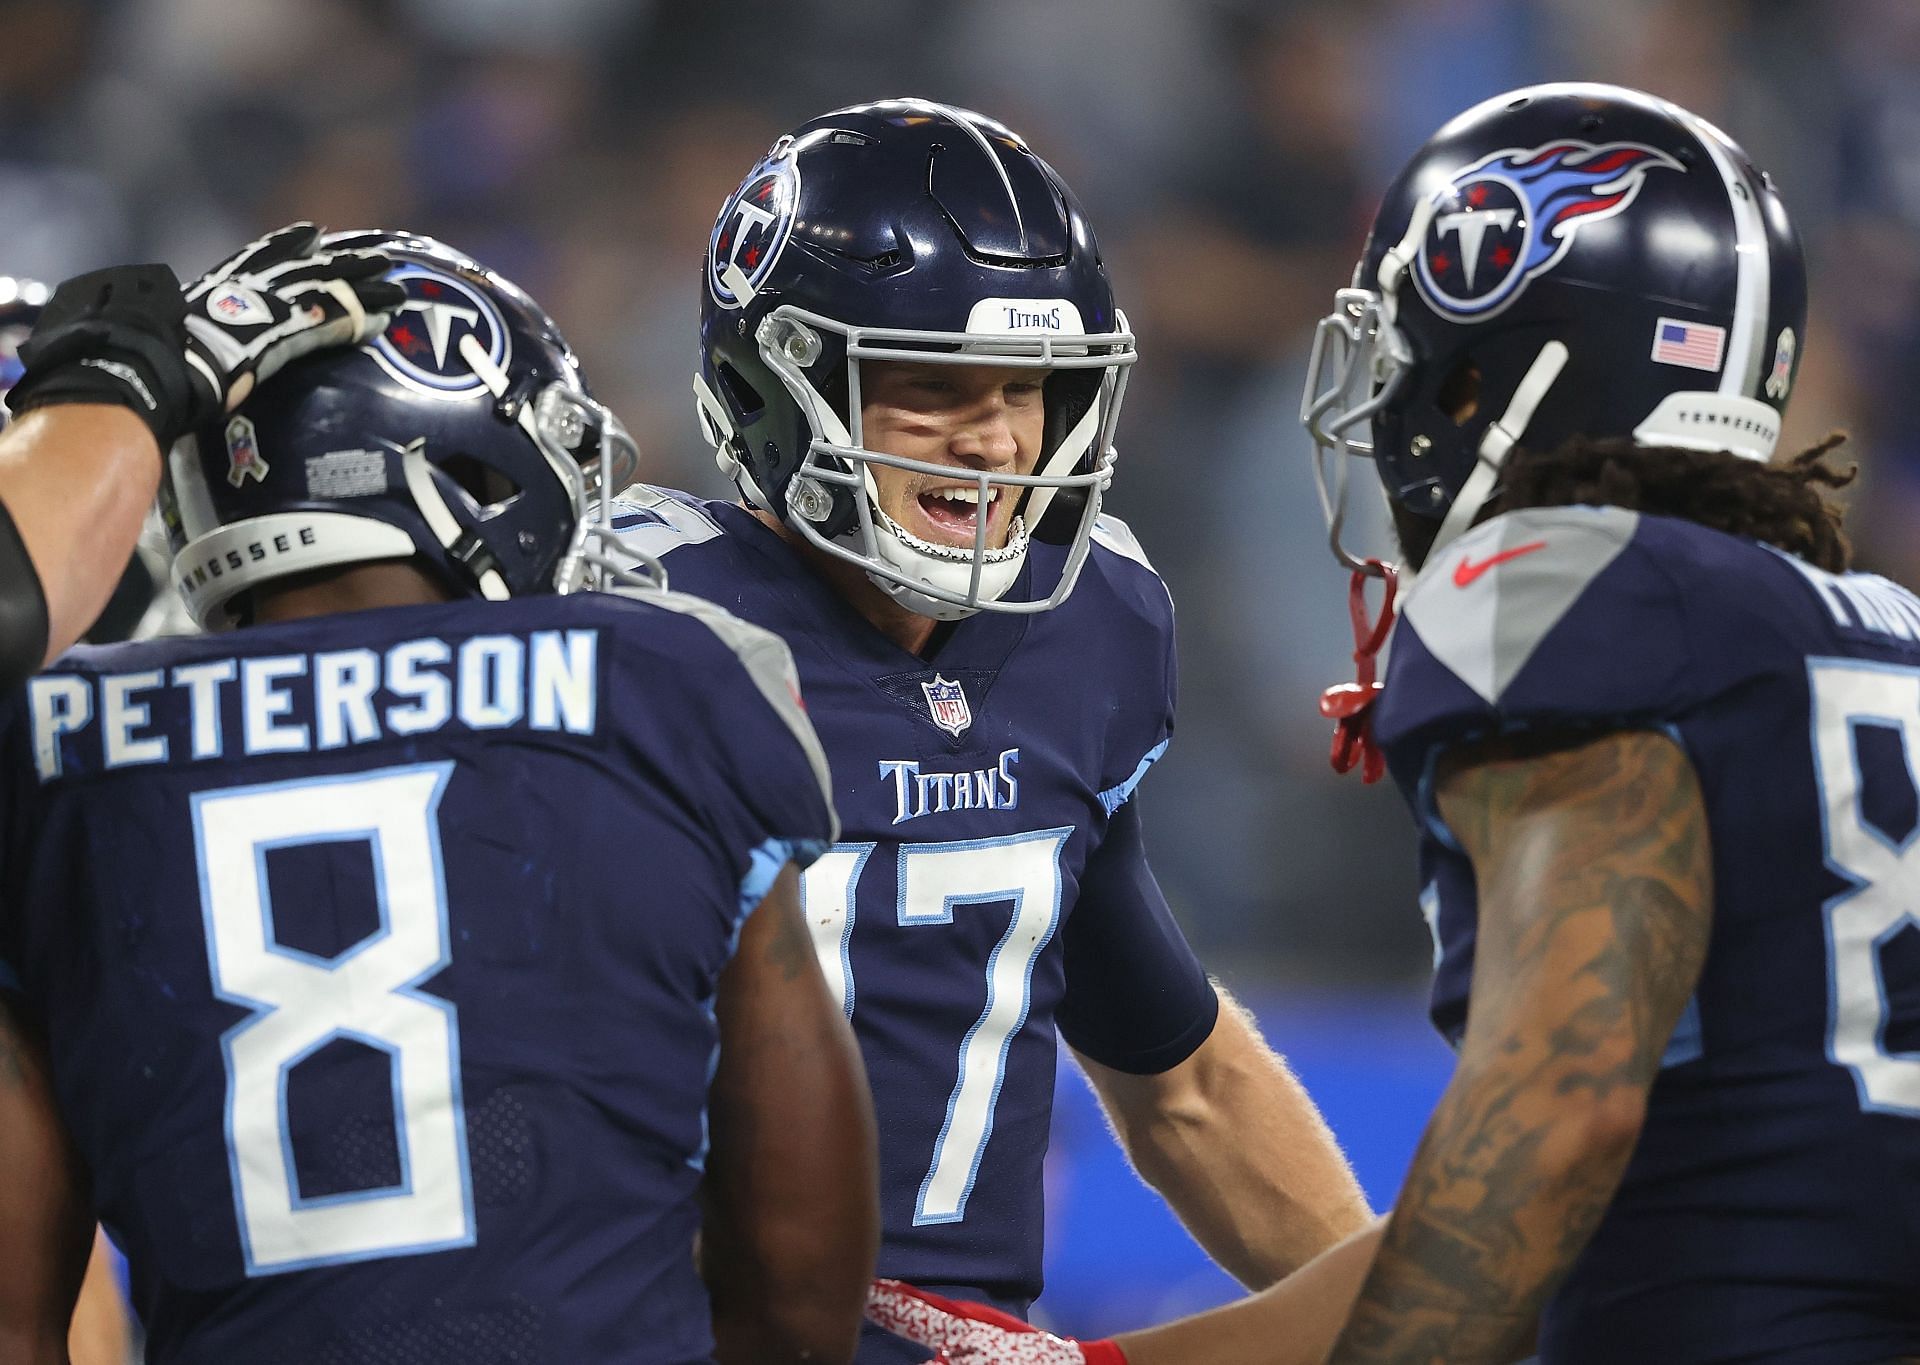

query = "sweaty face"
[{"left": 859, "top": 361, "right": 1048, "bottom": 550}]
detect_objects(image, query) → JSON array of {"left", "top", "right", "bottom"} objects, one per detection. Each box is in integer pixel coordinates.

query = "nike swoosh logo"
[{"left": 1452, "top": 540, "right": 1548, "bottom": 587}]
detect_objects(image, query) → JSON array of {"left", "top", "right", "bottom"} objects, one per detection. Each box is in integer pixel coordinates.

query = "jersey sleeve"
[
  {"left": 1089, "top": 514, "right": 1178, "bottom": 805},
  {"left": 612, "top": 588, "right": 838, "bottom": 916},
  {"left": 1378, "top": 506, "right": 1714, "bottom": 769},
  {"left": 1056, "top": 796, "right": 1219, "bottom": 1073},
  {"left": 1058, "top": 519, "right": 1215, "bottom": 1073}
]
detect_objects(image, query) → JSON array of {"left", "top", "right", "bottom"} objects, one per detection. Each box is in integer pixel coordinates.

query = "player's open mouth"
[{"left": 916, "top": 485, "right": 1002, "bottom": 544}]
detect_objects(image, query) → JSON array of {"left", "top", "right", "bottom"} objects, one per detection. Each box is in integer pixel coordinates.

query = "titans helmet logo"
[
  {"left": 1411, "top": 140, "right": 1684, "bottom": 322},
  {"left": 708, "top": 152, "right": 800, "bottom": 310},
  {"left": 371, "top": 264, "right": 511, "bottom": 399}
]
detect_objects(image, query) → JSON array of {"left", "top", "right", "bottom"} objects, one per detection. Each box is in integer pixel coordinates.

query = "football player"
[
  {"left": 0, "top": 225, "right": 402, "bottom": 690},
  {"left": 0, "top": 233, "right": 877, "bottom": 1364},
  {"left": 1298, "top": 80, "right": 1920, "bottom": 1364},
  {"left": 869, "top": 81, "right": 1920, "bottom": 1365},
  {"left": 617, "top": 98, "right": 1369, "bottom": 1362}
]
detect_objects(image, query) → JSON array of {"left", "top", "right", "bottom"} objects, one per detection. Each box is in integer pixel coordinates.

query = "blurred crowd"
[{"left": 6, "top": 0, "right": 1917, "bottom": 984}]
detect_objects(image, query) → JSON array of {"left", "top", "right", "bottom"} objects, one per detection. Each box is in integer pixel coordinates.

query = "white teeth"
[{"left": 927, "top": 487, "right": 995, "bottom": 505}]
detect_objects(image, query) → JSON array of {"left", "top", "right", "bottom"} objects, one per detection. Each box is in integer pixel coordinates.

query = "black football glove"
[{"left": 8, "top": 223, "right": 404, "bottom": 447}]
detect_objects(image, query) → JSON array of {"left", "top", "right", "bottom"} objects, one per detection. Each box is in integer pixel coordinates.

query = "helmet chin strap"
[{"left": 1426, "top": 339, "right": 1570, "bottom": 564}]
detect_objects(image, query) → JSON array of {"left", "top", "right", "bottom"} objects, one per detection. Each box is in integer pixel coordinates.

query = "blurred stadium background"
[{"left": 12, "top": 0, "right": 1920, "bottom": 1344}]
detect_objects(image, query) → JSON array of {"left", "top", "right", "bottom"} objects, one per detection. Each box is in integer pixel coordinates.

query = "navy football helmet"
[
  {"left": 695, "top": 98, "right": 1136, "bottom": 620},
  {"left": 1302, "top": 82, "right": 1806, "bottom": 569},
  {"left": 163, "top": 232, "right": 643, "bottom": 628}
]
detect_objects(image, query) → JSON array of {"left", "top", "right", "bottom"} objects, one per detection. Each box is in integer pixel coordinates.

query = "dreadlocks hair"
[
  {"left": 1392, "top": 434, "right": 1857, "bottom": 572},
  {"left": 1499, "top": 433, "right": 1856, "bottom": 572}
]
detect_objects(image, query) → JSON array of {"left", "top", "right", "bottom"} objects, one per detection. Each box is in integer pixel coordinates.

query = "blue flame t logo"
[{"left": 1412, "top": 140, "right": 1684, "bottom": 321}]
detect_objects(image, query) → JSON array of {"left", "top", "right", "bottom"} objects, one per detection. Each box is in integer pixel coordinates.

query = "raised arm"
[
  {"left": 702, "top": 864, "right": 878, "bottom": 1365},
  {"left": 0, "top": 226, "right": 401, "bottom": 685},
  {"left": 1329, "top": 728, "right": 1713, "bottom": 1362},
  {"left": 0, "top": 994, "right": 93, "bottom": 1365},
  {"left": 0, "top": 405, "right": 161, "bottom": 677}
]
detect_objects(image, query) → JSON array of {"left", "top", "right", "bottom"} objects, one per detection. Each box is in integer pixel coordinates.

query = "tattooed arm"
[
  {"left": 702, "top": 864, "right": 878, "bottom": 1365},
  {"left": 0, "top": 992, "right": 94, "bottom": 1365},
  {"left": 1328, "top": 728, "right": 1713, "bottom": 1363}
]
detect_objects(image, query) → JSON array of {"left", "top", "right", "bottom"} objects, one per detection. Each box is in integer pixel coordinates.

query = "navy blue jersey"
[
  {"left": 614, "top": 489, "right": 1218, "bottom": 1326},
  {"left": 1377, "top": 505, "right": 1920, "bottom": 1365},
  {"left": 0, "top": 589, "right": 834, "bottom": 1365}
]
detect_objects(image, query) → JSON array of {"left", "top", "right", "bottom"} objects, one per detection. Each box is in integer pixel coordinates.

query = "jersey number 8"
[
  {"left": 192, "top": 762, "right": 476, "bottom": 1276},
  {"left": 1811, "top": 660, "right": 1920, "bottom": 1117}
]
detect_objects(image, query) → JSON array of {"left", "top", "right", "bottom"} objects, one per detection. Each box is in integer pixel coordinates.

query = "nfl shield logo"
[{"left": 921, "top": 675, "right": 972, "bottom": 737}]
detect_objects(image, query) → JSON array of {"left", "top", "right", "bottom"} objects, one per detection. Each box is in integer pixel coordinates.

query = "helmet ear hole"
[
  {"left": 716, "top": 361, "right": 765, "bottom": 423},
  {"left": 1437, "top": 356, "right": 1481, "bottom": 426},
  {"left": 441, "top": 454, "right": 522, "bottom": 510}
]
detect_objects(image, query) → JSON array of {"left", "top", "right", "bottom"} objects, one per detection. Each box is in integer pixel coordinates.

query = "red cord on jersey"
[
  {"left": 865, "top": 1279, "right": 1129, "bottom": 1365},
  {"left": 1318, "top": 559, "right": 1398, "bottom": 784}
]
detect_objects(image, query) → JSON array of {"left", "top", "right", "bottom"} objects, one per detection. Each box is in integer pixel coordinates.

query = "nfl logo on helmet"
[{"left": 921, "top": 675, "right": 972, "bottom": 737}]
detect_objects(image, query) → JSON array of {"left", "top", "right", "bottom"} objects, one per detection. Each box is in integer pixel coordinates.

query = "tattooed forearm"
[{"left": 1329, "top": 729, "right": 1713, "bottom": 1363}]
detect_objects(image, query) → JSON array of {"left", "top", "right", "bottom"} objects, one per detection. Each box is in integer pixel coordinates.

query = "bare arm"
[
  {"left": 67, "top": 1231, "right": 130, "bottom": 1365},
  {"left": 703, "top": 865, "right": 878, "bottom": 1365},
  {"left": 1076, "top": 988, "right": 1371, "bottom": 1286},
  {"left": 868, "top": 1217, "right": 1389, "bottom": 1365},
  {"left": 1329, "top": 729, "right": 1713, "bottom": 1362},
  {"left": 0, "top": 405, "right": 161, "bottom": 668},
  {"left": 0, "top": 994, "right": 94, "bottom": 1365},
  {"left": 1114, "top": 1218, "right": 1386, "bottom": 1365}
]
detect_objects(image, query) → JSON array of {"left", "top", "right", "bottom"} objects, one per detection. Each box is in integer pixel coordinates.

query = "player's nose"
[{"left": 948, "top": 401, "right": 1021, "bottom": 469}]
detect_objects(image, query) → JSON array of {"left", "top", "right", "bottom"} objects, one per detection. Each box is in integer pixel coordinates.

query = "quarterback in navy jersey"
[
  {"left": 0, "top": 235, "right": 877, "bottom": 1365},
  {"left": 1294, "top": 84, "right": 1920, "bottom": 1364},
  {"left": 640, "top": 98, "right": 1370, "bottom": 1362}
]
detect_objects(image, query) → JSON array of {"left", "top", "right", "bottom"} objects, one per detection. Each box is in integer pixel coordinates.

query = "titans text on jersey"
[
  {"left": 0, "top": 588, "right": 834, "bottom": 1365},
  {"left": 1376, "top": 505, "right": 1920, "bottom": 1364},
  {"left": 614, "top": 487, "right": 1219, "bottom": 1340}
]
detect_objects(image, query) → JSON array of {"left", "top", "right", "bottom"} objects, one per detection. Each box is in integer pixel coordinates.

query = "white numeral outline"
[
  {"left": 1810, "top": 659, "right": 1920, "bottom": 1117},
  {"left": 192, "top": 762, "right": 476, "bottom": 1274},
  {"left": 802, "top": 828, "right": 1070, "bottom": 1227},
  {"left": 800, "top": 843, "right": 875, "bottom": 1018}
]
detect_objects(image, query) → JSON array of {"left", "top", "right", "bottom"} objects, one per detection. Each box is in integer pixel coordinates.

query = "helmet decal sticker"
[
  {"left": 708, "top": 152, "right": 801, "bottom": 310},
  {"left": 224, "top": 414, "right": 268, "bottom": 487},
  {"left": 1765, "top": 327, "right": 1796, "bottom": 400},
  {"left": 1650, "top": 317, "right": 1727, "bottom": 371},
  {"left": 1412, "top": 140, "right": 1684, "bottom": 321},
  {"left": 371, "top": 264, "right": 512, "bottom": 399}
]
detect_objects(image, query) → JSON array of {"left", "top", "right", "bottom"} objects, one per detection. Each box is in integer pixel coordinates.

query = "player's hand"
[
  {"left": 181, "top": 221, "right": 404, "bottom": 417},
  {"left": 10, "top": 224, "right": 403, "bottom": 448},
  {"left": 865, "top": 1280, "right": 1128, "bottom": 1365}
]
